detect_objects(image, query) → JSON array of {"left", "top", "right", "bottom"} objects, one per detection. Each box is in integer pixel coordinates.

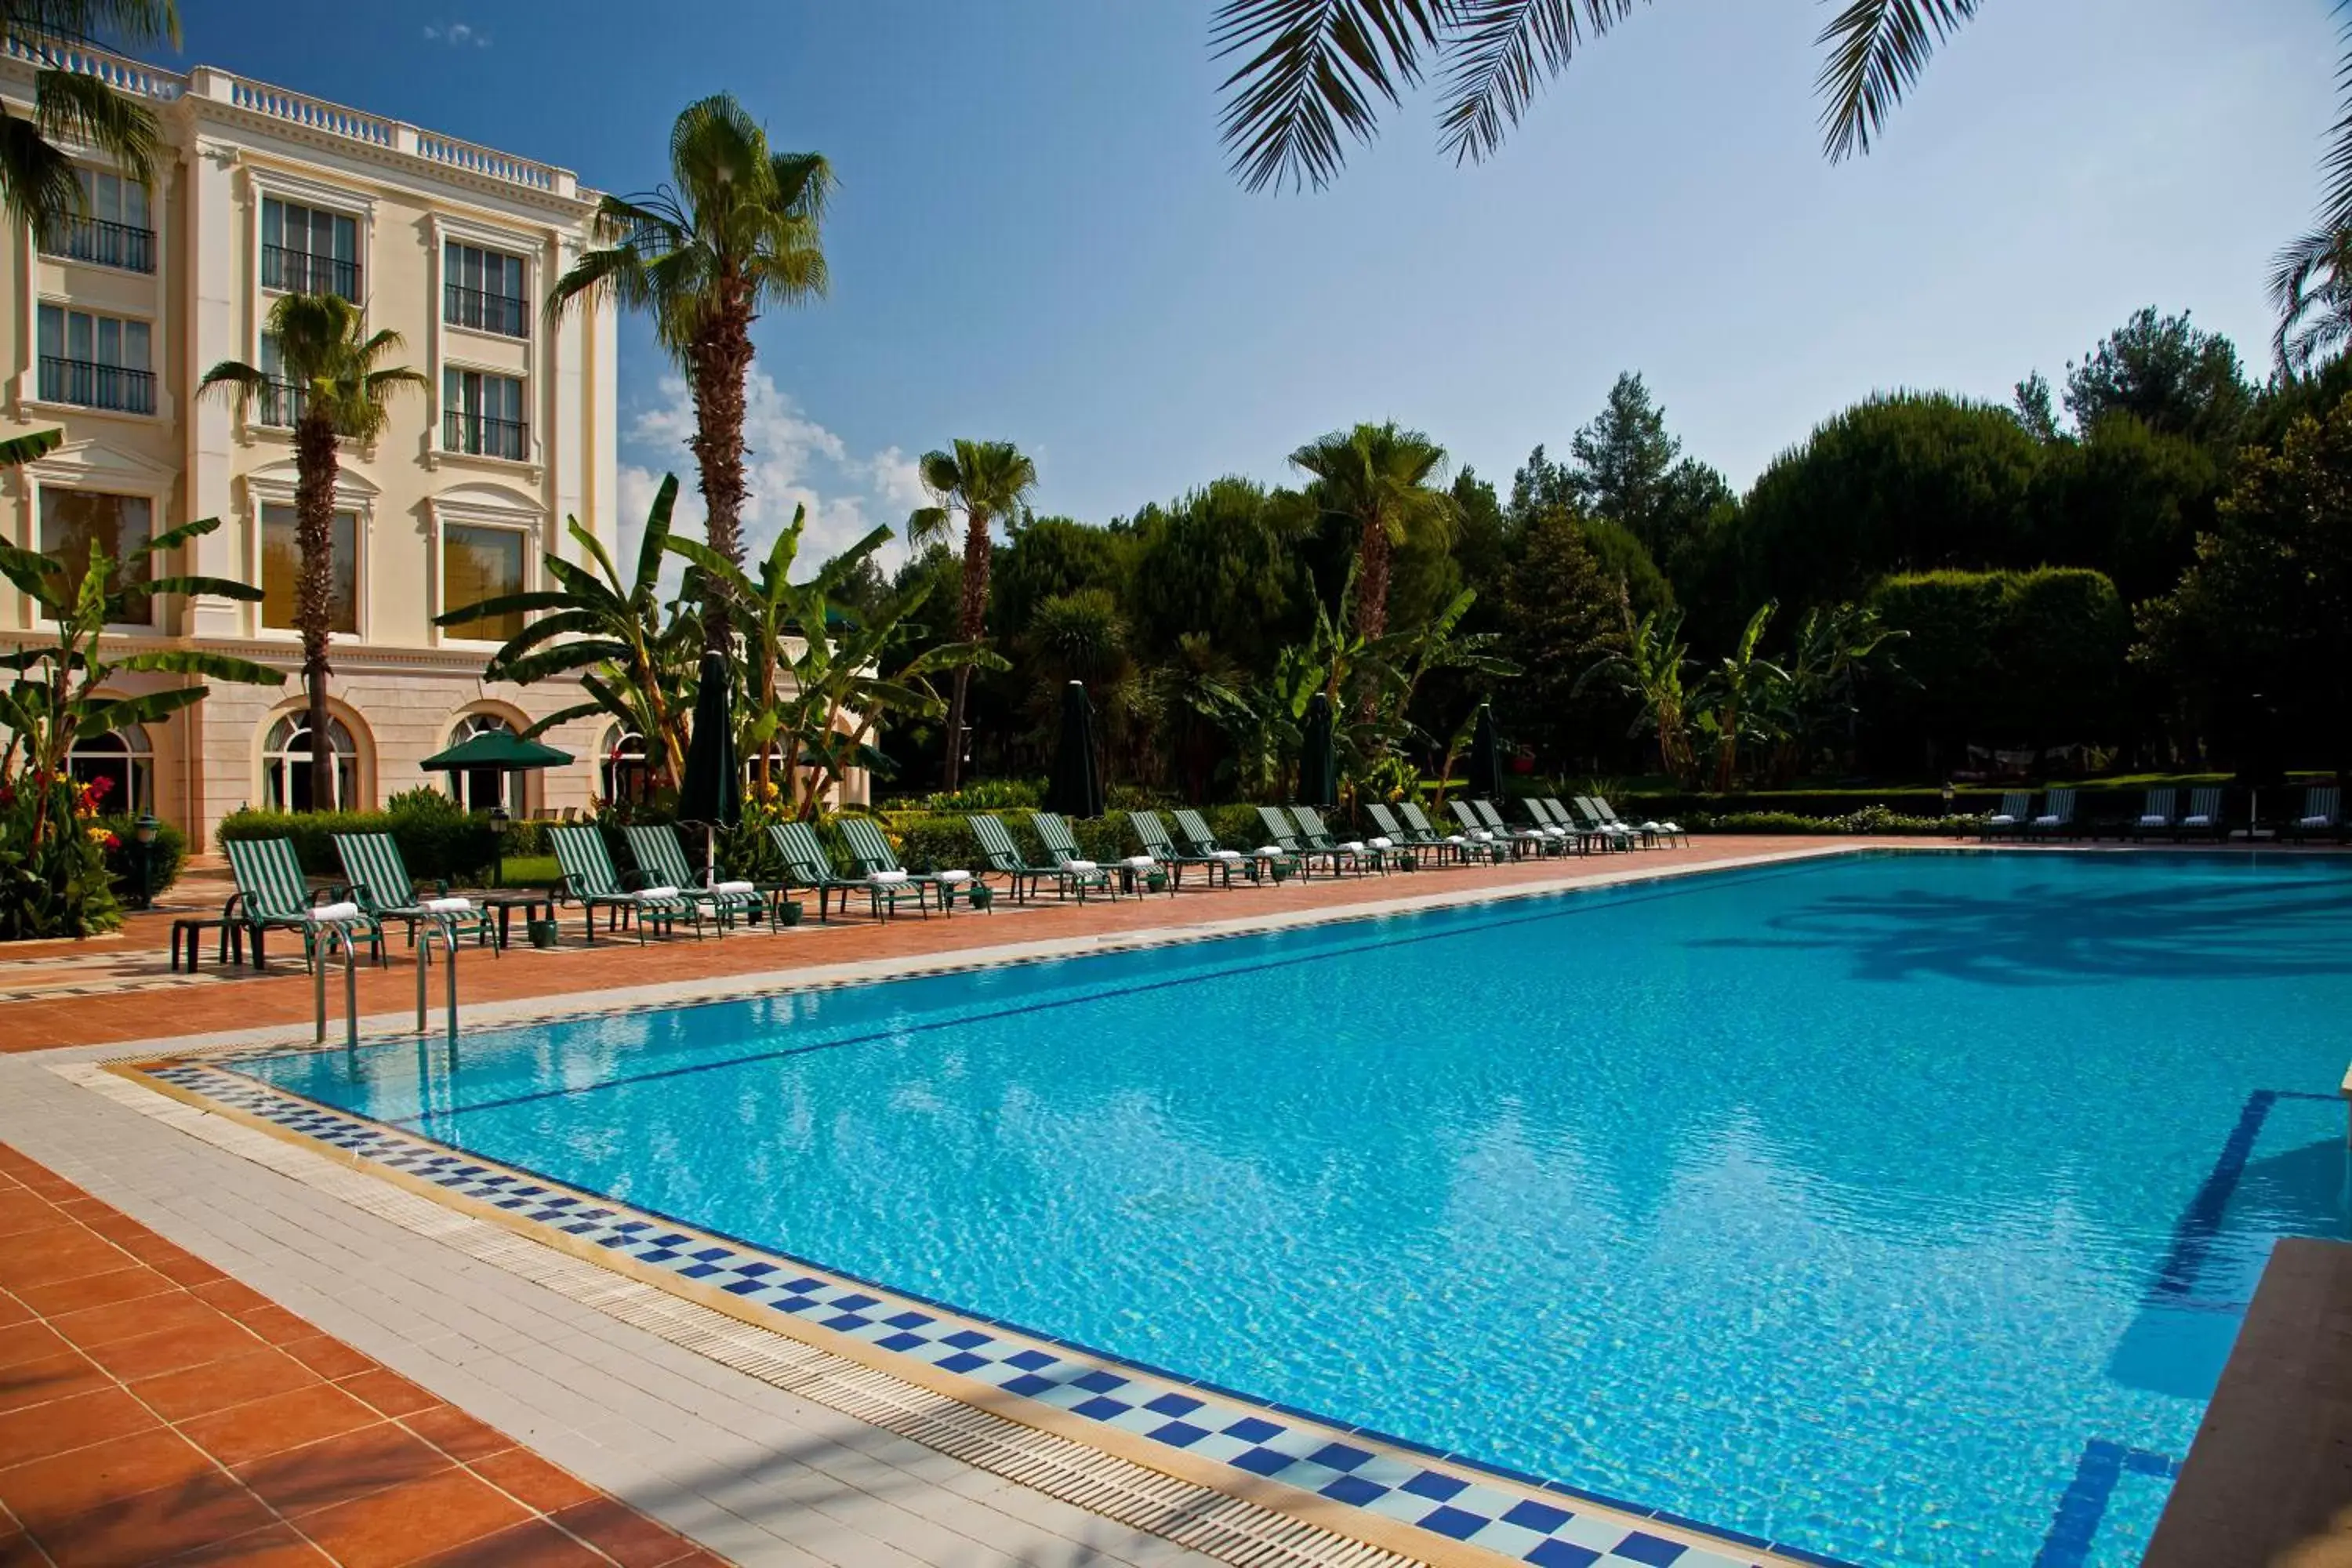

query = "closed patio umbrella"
[
  {"left": 677, "top": 652, "right": 741, "bottom": 829},
  {"left": 1299, "top": 691, "right": 1337, "bottom": 808},
  {"left": 1468, "top": 702, "right": 1505, "bottom": 800},
  {"left": 1045, "top": 680, "right": 1105, "bottom": 819}
]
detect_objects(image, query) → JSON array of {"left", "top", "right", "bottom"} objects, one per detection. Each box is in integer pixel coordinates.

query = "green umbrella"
[
  {"left": 1045, "top": 680, "right": 1105, "bottom": 818},
  {"left": 417, "top": 731, "right": 574, "bottom": 772},
  {"left": 1298, "top": 691, "right": 1338, "bottom": 808},
  {"left": 1468, "top": 702, "right": 1505, "bottom": 800},
  {"left": 677, "top": 651, "right": 741, "bottom": 828}
]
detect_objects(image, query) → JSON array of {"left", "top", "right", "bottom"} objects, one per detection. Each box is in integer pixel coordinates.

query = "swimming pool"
[{"left": 230, "top": 849, "right": 2352, "bottom": 1566}]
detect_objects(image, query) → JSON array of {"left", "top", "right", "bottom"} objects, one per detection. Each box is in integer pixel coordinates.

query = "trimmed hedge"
[
  {"left": 216, "top": 807, "right": 499, "bottom": 883},
  {"left": 1685, "top": 807, "right": 1979, "bottom": 836}
]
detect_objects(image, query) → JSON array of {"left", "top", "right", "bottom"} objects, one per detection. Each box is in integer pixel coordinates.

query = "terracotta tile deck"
[
  {"left": 0, "top": 1142, "right": 724, "bottom": 1568},
  {"left": 0, "top": 837, "right": 1890, "bottom": 1053}
]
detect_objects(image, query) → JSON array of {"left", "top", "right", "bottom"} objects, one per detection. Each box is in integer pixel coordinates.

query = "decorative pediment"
[
  {"left": 24, "top": 438, "right": 179, "bottom": 485},
  {"left": 241, "top": 459, "right": 382, "bottom": 499},
  {"left": 430, "top": 480, "right": 543, "bottom": 518}
]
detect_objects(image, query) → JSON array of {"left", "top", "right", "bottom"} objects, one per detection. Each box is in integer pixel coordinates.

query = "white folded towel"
[
  {"left": 713, "top": 880, "right": 755, "bottom": 895},
  {"left": 1209, "top": 848, "right": 1243, "bottom": 860},
  {"left": 305, "top": 901, "right": 361, "bottom": 922},
  {"left": 1444, "top": 834, "right": 1468, "bottom": 844},
  {"left": 1987, "top": 815, "right": 2016, "bottom": 826},
  {"left": 935, "top": 869, "right": 972, "bottom": 883},
  {"left": 1656, "top": 822, "right": 1681, "bottom": 833},
  {"left": 1368, "top": 836, "right": 1393, "bottom": 848},
  {"left": 2183, "top": 815, "right": 2213, "bottom": 827},
  {"left": 1064, "top": 858, "right": 1098, "bottom": 872},
  {"left": 1256, "top": 845, "right": 1283, "bottom": 856},
  {"left": 2032, "top": 815, "right": 2060, "bottom": 826},
  {"left": 2138, "top": 815, "right": 2169, "bottom": 826},
  {"left": 1338, "top": 840, "right": 1365, "bottom": 852},
  {"left": 869, "top": 869, "right": 909, "bottom": 884},
  {"left": 2303, "top": 815, "right": 2332, "bottom": 827},
  {"left": 1123, "top": 855, "right": 1157, "bottom": 869},
  {"left": 633, "top": 885, "right": 680, "bottom": 901},
  {"left": 421, "top": 895, "right": 473, "bottom": 913}
]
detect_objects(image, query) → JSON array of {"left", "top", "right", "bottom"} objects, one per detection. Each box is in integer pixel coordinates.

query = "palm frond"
[
  {"left": 2323, "top": 2, "right": 2352, "bottom": 237},
  {"left": 34, "top": 64, "right": 160, "bottom": 188},
  {"left": 0, "top": 427, "right": 64, "bottom": 469},
  {"left": 1211, "top": 0, "right": 1446, "bottom": 192},
  {"left": 0, "top": 107, "right": 85, "bottom": 234},
  {"left": 1814, "top": 0, "right": 1981, "bottom": 162},
  {"left": 1435, "top": 0, "right": 1640, "bottom": 166}
]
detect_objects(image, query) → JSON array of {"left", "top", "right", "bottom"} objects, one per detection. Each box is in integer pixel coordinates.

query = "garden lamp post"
[
  {"left": 132, "top": 812, "right": 158, "bottom": 909},
  {"left": 488, "top": 804, "right": 510, "bottom": 887}
]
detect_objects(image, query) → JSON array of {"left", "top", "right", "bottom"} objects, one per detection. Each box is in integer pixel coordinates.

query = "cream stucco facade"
[{"left": 0, "top": 41, "right": 627, "bottom": 850}]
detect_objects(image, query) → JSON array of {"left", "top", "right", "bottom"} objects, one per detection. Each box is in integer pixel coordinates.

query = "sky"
[{"left": 171, "top": 0, "right": 2342, "bottom": 565}]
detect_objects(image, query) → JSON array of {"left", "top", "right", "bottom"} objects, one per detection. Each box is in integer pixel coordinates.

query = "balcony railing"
[
  {"left": 261, "top": 245, "right": 360, "bottom": 300},
  {"left": 256, "top": 380, "right": 308, "bottom": 427},
  {"left": 444, "top": 411, "right": 529, "bottom": 462},
  {"left": 444, "top": 284, "right": 528, "bottom": 339},
  {"left": 39, "top": 216, "right": 155, "bottom": 273},
  {"left": 38, "top": 356, "right": 155, "bottom": 414}
]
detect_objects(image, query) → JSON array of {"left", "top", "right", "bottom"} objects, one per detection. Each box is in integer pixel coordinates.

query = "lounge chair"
[
  {"left": 1512, "top": 797, "right": 1574, "bottom": 853},
  {"left": 1171, "top": 808, "right": 1276, "bottom": 882},
  {"left": 1365, "top": 801, "right": 1443, "bottom": 863},
  {"left": 2176, "top": 786, "right": 2227, "bottom": 841},
  {"left": 1409, "top": 800, "right": 1501, "bottom": 864},
  {"left": 1130, "top": 810, "right": 1230, "bottom": 889},
  {"left": 1025, "top": 812, "right": 1119, "bottom": 901},
  {"left": 2024, "top": 788, "right": 2078, "bottom": 840},
  {"left": 2131, "top": 789, "right": 2180, "bottom": 843},
  {"left": 768, "top": 820, "right": 863, "bottom": 921},
  {"left": 224, "top": 836, "right": 383, "bottom": 971},
  {"left": 1595, "top": 796, "right": 1682, "bottom": 848},
  {"left": 548, "top": 824, "right": 703, "bottom": 944},
  {"left": 1570, "top": 797, "right": 1641, "bottom": 852},
  {"left": 1443, "top": 799, "right": 1515, "bottom": 860},
  {"left": 1980, "top": 792, "right": 2033, "bottom": 842},
  {"left": 1254, "top": 804, "right": 1355, "bottom": 877},
  {"left": 1539, "top": 798, "right": 1613, "bottom": 854},
  {"left": 1471, "top": 798, "right": 1555, "bottom": 858},
  {"left": 622, "top": 823, "right": 763, "bottom": 931},
  {"left": 2289, "top": 786, "right": 2343, "bottom": 844},
  {"left": 331, "top": 830, "right": 496, "bottom": 954},
  {"left": 840, "top": 815, "right": 973, "bottom": 916},
  {"left": 1296, "top": 805, "right": 1398, "bottom": 873}
]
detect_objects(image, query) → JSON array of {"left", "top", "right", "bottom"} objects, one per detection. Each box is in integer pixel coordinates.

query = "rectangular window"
[
  {"left": 260, "top": 195, "right": 360, "bottom": 299},
  {"left": 35, "top": 303, "right": 154, "bottom": 413},
  {"left": 38, "top": 169, "right": 154, "bottom": 270},
  {"left": 260, "top": 504, "right": 359, "bottom": 633},
  {"left": 40, "top": 490, "right": 153, "bottom": 623},
  {"left": 444, "top": 241, "right": 528, "bottom": 337},
  {"left": 442, "top": 524, "right": 525, "bottom": 641},
  {"left": 442, "top": 368, "right": 528, "bottom": 460}
]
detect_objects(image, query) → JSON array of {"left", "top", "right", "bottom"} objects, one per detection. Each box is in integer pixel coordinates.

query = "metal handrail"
[
  {"left": 415, "top": 915, "right": 459, "bottom": 1048},
  {"left": 312, "top": 922, "right": 360, "bottom": 1049}
]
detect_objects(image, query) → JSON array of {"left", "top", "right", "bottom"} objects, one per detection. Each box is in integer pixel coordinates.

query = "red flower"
[{"left": 102, "top": 833, "right": 120, "bottom": 851}]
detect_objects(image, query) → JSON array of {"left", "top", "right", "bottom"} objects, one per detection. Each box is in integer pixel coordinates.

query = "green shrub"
[
  {"left": 217, "top": 804, "right": 499, "bottom": 884},
  {"left": 0, "top": 775, "right": 120, "bottom": 939},
  {"left": 1687, "top": 806, "right": 1979, "bottom": 836},
  {"left": 98, "top": 814, "right": 186, "bottom": 901}
]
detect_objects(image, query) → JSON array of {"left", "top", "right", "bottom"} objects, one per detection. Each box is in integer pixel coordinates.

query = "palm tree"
[
  {"left": 906, "top": 438, "right": 1038, "bottom": 790},
  {"left": 1288, "top": 421, "right": 1453, "bottom": 650},
  {"left": 546, "top": 93, "right": 831, "bottom": 653},
  {"left": 201, "top": 293, "right": 425, "bottom": 808},
  {"left": 2270, "top": 227, "right": 2352, "bottom": 375},
  {"left": 2, "top": 1, "right": 175, "bottom": 236}
]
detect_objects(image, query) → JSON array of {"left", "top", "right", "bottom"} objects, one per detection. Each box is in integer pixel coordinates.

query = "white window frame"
[
  {"left": 426, "top": 214, "right": 545, "bottom": 483},
  {"left": 439, "top": 360, "right": 532, "bottom": 466},
  {"left": 27, "top": 296, "right": 161, "bottom": 423},
  {"left": 237, "top": 470, "right": 376, "bottom": 644},
  {"left": 249, "top": 169, "right": 372, "bottom": 304}
]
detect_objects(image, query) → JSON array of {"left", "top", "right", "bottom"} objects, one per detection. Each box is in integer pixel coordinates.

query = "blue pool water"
[{"left": 237, "top": 851, "right": 2352, "bottom": 1566}]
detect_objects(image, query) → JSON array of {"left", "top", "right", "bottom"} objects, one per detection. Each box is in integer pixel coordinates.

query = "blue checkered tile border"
[{"left": 125, "top": 1057, "right": 1852, "bottom": 1568}]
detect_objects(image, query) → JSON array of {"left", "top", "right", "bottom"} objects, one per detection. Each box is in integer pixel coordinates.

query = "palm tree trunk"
[
  {"left": 686, "top": 280, "right": 753, "bottom": 656},
  {"left": 1355, "top": 517, "right": 1392, "bottom": 644},
  {"left": 941, "top": 511, "right": 993, "bottom": 791},
  {"left": 294, "top": 415, "right": 339, "bottom": 811}
]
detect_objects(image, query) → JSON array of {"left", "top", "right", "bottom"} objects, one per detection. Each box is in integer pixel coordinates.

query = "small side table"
[
  {"left": 171, "top": 916, "right": 242, "bottom": 973},
  {"left": 470, "top": 891, "right": 556, "bottom": 949}
]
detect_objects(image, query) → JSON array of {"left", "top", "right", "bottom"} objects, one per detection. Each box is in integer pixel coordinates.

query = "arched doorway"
[
  {"left": 67, "top": 721, "right": 153, "bottom": 815},
  {"left": 600, "top": 726, "right": 650, "bottom": 807},
  {"left": 263, "top": 713, "right": 358, "bottom": 812},
  {"left": 445, "top": 711, "right": 522, "bottom": 814}
]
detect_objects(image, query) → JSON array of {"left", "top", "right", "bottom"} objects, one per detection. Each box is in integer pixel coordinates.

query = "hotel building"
[{"left": 1, "top": 40, "right": 630, "bottom": 850}]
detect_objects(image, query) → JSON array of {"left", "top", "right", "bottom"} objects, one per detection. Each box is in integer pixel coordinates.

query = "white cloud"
[
  {"left": 615, "top": 372, "right": 915, "bottom": 586},
  {"left": 422, "top": 21, "right": 491, "bottom": 46}
]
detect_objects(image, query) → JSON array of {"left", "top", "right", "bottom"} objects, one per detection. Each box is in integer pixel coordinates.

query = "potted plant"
[
  {"left": 1145, "top": 869, "right": 1169, "bottom": 894},
  {"left": 967, "top": 882, "right": 994, "bottom": 912},
  {"left": 776, "top": 899, "right": 804, "bottom": 927}
]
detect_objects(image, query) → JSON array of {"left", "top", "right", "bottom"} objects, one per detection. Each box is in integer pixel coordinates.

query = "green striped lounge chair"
[
  {"left": 2292, "top": 786, "right": 2343, "bottom": 844},
  {"left": 2132, "top": 788, "right": 2180, "bottom": 842},
  {"left": 1403, "top": 800, "right": 1495, "bottom": 865},
  {"left": 1532, "top": 798, "right": 1602, "bottom": 854},
  {"left": 548, "top": 824, "right": 702, "bottom": 944},
  {"left": 768, "top": 820, "right": 862, "bottom": 922},
  {"left": 1129, "top": 810, "right": 1231, "bottom": 889},
  {"left": 840, "top": 815, "right": 973, "bottom": 917},
  {"left": 1029, "top": 812, "right": 1118, "bottom": 901},
  {"left": 1468, "top": 799, "right": 1548, "bottom": 858},
  {"left": 1980, "top": 792, "right": 2033, "bottom": 842},
  {"left": 1171, "top": 808, "right": 1276, "bottom": 882},
  {"left": 1253, "top": 805, "right": 1338, "bottom": 877},
  {"left": 331, "top": 831, "right": 495, "bottom": 955},
  {"left": 2024, "top": 789, "right": 2078, "bottom": 839},
  {"left": 1514, "top": 797, "right": 1573, "bottom": 852},
  {"left": 967, "top": 815, "right": 1052, "bottom": 903},
  {"left": 2177, "top": 786, "right": 2227, "bottom": 841},
  {"left": 1363, "top": 801, "right": 1439, "bottom": 864},
  {"left": 223, "top": 836, "right": 382, "bottom": 971},
  {"left": 1594, "top": 796, "right": 1682, "bottom": 848},
  {"left": 1294, "top": 806, "right": 1391, "bottom": 873},
  {"left": 622, "top": 824, "right": 762, "bottom": 931},
  {"left": 1569, "top": 797, "right": 1639, "bottom": 851}
]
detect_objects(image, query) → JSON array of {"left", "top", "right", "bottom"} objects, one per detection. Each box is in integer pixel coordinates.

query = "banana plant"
[
  {"left": 0, "top": 430, "right": 281, "bottom": 845},
  {"left": 1693, "top": 602, "right": 1790, "bottom": 792},
  {"left": 436, "top": 474, "right": 702, "bottom": 792},
  {"left": 1577, "top": 601, "right": 1700, "bottom": 785}
]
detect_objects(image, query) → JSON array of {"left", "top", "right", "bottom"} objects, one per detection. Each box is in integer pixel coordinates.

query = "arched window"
[
  {"left": 601, "top": 727, "right": 649, "bottom": 806},
  {"left": 263, "top": 713, "right": 356, "bottom": 812},
  {"left": 68, "top": 722, "right": 151, "bottom": 815},
  {"left": 445, "top": 711, "right": 517, "bottom": 813}
]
